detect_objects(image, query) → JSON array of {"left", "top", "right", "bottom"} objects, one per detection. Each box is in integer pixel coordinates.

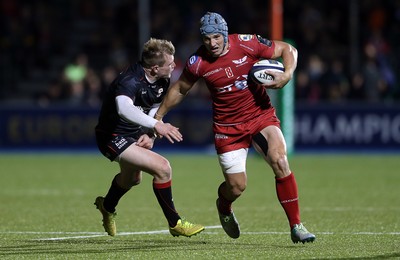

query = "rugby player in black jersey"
[{"left": 94, "top": 38, "right": 204, "bottom": 237}]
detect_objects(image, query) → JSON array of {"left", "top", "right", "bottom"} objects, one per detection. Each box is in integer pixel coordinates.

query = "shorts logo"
[
  {"left": 113, "top": 136, "right": 128, "bottom": 149},
  {"left": 215, "top": 133, "right": 228, "bottom": 139}
]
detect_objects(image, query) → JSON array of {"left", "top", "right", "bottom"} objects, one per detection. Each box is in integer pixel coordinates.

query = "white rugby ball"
[{"left": 249, "top": 59, "right": 285, "bottom": 85}]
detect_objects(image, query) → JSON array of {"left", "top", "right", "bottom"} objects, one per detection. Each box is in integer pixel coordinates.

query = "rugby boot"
[
  {"left": 291, "top": 223, "right": 316, "bottom": 244},
  {"left": 216, "top": 199, "right": 240, "bottom": 239},
  {"left": 94, "top": 196, "right": 117, "bottom": 236},
  {"left": 169, "top": 219, "right": 205, "bottom": 237}
]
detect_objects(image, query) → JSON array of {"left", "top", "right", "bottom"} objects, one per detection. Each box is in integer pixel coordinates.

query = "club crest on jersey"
[
  {"left": 232, "top": 56, "right": 248, "bottom": 65},
  {"left": 157, "top": 88, "right": 163, "bottom": 97},
  {"left": 188, "top": 55, "right": 198, "bottom": 66},
  {"left": 238, "top": 34, "right": 253, "bottom": 41}
]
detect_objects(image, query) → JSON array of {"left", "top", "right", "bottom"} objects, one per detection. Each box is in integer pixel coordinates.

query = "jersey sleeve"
[
  {"left": 115, "top": 95, "right": 158, "bottom": 129},
  {"left": 259, "top": 35, "right": 275, "bottom": 59},
  {"left": 115, "top": 76, "right": 139, "bottom": 98},
  {"left": 182, "top": 54, "right": 202, "bottom": 84},
  {"left": 249, "top": 34, "right": 275, "bottom": 59}
]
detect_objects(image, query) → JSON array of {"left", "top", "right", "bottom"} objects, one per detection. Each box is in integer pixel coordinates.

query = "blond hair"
[{"left": 141, "top": 38, "right": 175, "bottom": 69}]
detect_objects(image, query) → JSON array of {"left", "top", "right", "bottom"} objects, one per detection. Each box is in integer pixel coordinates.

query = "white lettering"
[
  {"left": 392, "top": 115, "right": 400, "bottom": 142},
  {"left": 295, "top": 113, "right": 400, "bottom": 145}
]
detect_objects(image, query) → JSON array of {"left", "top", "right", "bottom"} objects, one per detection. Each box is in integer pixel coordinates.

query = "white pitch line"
[
  {"left": 1, "top": 226, "right": 399, "bottom": 241},
  {"left": 39, "top": 234, "right": 107, "bottom": 240},
  {"left": 2, "top": 231, "right": 104, "bottom": 235},
  {"left": 32, "top": 225, "right": 222, "bottom": 241}
]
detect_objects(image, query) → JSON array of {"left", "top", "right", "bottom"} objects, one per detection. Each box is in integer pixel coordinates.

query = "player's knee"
[
  {"left": 225, "top": 181, "right": 246, "bottom": 198},
  {"left": 118, "top": 175, "right": 141, "bottom": 189},
  {"left": 157, "top": 158, "right": 172, "bottom": 181},
  {"left": 231, "top": 182, "right": 246, "bottom": 197},
  {"left": 130, "top": 177, "right": 141, "bottom": 186},
  {"left": 124, "top": 180, "right": 140, "bottom": 189}
]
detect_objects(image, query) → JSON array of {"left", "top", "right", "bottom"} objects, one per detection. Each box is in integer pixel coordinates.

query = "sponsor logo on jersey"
[
  {"left": 203, "top": 68, "right": 222, "bottom": 77},
  {"left": 256, "top": 35, "right": 272, "bottom": 47},
  {"left": 238, "top": 34, "right": 253, "bottom": 41},
  {"left": 188, "top": 55, "right": 198, "bottom": 66},
  {"left": 216, "top": 84, "right": 233, "bottom": 93},
  {"left": 235, "top": 79, "right": 248, "bottom": 90}
]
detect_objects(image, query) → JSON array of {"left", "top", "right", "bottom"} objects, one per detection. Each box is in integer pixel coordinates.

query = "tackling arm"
[{"left": 116, "top": 95, "right": 158, "bottom": 128}]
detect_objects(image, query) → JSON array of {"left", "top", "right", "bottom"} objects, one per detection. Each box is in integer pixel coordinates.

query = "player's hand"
[
  {"left": 262, "top": 71, "right": 291, "bottom": 89},
  {"left": 154, "top": 121, "right": 183, "bottom": 143},
  {"left": 136, "top": 134, "right": 154, "bottom": 149}
]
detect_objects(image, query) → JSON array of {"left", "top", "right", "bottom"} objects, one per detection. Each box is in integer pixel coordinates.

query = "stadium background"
[{"left": 1, "top": 0, "right": 399, "bottom": 152}]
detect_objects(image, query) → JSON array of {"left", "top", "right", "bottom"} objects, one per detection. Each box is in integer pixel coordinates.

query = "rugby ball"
[{"left": 249, "top": 59, "right": 285, "bottom": 85}]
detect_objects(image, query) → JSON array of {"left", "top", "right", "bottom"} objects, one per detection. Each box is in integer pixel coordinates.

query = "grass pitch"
[{"left": 0, "top": 152, "right": 399, "bottom": 259}]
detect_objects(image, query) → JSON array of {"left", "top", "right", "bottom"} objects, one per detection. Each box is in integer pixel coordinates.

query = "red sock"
[
  {"left": 275, "top": 173, "right": 300, "bottom": 228},
  {"left": 217, "top": 182, "right": 233, "bottom": 215}
]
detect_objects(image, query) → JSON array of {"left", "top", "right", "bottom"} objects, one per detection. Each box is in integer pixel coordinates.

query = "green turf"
[{"left": 0, "top": 153, "right": 399, "bottom": 259}]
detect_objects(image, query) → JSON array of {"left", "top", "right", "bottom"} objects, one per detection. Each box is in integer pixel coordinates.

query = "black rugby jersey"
[{"left": 95, "top": 63, "right": 170, "bottom": 138}]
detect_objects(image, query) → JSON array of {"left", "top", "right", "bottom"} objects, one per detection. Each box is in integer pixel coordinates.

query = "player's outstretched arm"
[{"left": 155, "top": 75, "right": 194, "bottom": 121}]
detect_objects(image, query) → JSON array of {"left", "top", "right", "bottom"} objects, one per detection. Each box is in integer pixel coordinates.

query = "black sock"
[
  {"left": 103, "top": 174, "right": 129, "bottom": 213},
  {"left": 153, "top": 180, "right": 180, "bottom": 227}
]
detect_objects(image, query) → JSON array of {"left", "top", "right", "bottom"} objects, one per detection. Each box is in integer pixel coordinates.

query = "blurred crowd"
[{"left": 0, "top": 0, "right": 399, "bottom": 107}]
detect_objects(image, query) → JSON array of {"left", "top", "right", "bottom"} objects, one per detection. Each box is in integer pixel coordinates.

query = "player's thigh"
[
  {"left": 218, "top": 148, "right": 248, "bottom": 188},
  {"left": 259, "top": 125, "right": 287, "bottom": 159},
  {"left": 119, "top": 144, "right": 171, "bottom": 177},
  {"left": 260, "top": 126, "right": 291, "bottom": 177}
]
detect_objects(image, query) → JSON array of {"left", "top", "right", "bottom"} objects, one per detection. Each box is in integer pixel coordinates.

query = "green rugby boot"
[
  {"left": 169, "top": 219, "right": 205, "bottom": 237},
  {"left": 94, "top": 196, "right": 117, "bottom": 236}
]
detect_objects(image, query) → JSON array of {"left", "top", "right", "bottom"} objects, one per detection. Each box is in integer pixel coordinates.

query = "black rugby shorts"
[{"left": 96, "top": 132, "right": 136, "bottom": 161}]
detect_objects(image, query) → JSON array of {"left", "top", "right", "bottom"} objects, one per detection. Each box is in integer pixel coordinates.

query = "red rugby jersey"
[{"left": 183, "top": 34, "right": 276, "bottom": 125}]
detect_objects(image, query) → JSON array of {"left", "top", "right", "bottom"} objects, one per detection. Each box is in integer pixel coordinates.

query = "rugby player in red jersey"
[
  {"left": 155, "top": 12, "right": 315, "bottom": 243},
  {"left": 94, "top": 38, "right": 204, "bottom": 238}
]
